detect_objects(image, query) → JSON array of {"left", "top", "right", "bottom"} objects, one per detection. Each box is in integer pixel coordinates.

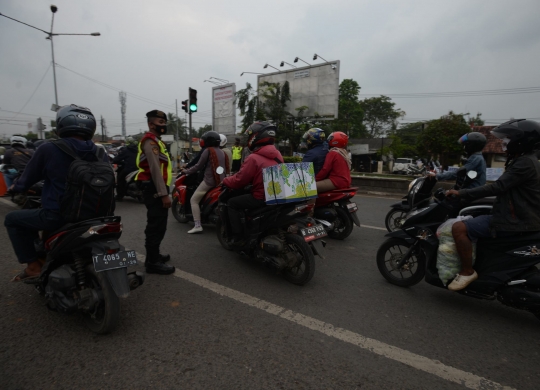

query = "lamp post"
[
  {"left": 0, "top": 6, "right": 101, "bottom": 108},
  {"left": 263, "top": 63, "right": 280, "bottom": 72},
  {"left": 293, "top": 57, "right": 310, "bottom": 66},
  {"left": 240, "top": 72, "right": 263, "bottom": 76},
  {"left": 313, "top": 53, "right": 329, "bottom": 63},
  {"left": 280, "top": 61, "right": 296, "bottom": 68}
]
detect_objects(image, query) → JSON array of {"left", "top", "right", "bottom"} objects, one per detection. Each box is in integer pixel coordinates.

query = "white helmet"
[
  {"left": 219, "top": 134, "right": 228, "bottom": 148},
  {"left": 10, "top": 135, "right": 28, "bottom": 147}
]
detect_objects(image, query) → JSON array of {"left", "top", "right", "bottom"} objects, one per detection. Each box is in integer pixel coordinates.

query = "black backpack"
[{"left": 53, "top": 140, "right": 116, "bottom": 223}]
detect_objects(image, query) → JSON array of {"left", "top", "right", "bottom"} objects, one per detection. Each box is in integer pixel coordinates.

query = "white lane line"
[
  {"left": 172, "top": 268, "right": 514, "bottom": 390},
  {"left": 361, "top": 224, "right": 388, "bottom": 231}
]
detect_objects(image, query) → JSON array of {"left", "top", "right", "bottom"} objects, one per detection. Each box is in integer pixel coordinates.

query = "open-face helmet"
[
  {"left": 56, "top": 104, "right": 96, "bottom": 140},
  {"left": 200, "top": 131, "right": 221, "bottom": 148},
  {"left": 244, "top": 121, "right": 276, "bottom": 151},
  {"left": 491, "top": 119, "right": 540, "bottom": 154},
  {"left": 327, "top": 131, "right": 348, "bottom": 149},
  {"left": 302, "top": 128, "right": 326, "bottom": 149},
  {"left": 219, "top": 134, "right": 228, "bottom": 148},
  {"left": 458, "top": 132, "right": 487, "bottom": 156},
  {"left": 10, "top": 135, "right": 28, "bottom": 148}
]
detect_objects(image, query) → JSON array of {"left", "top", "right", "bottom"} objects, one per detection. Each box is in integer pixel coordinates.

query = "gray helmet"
[
  {"left": 458, "top": 132, "right": 487, "bottom": 156},
  {"left": 491, "top": 119, "right": 540, "bottom": 154},
  {"left": 56, "top": 104, "right": 96, "bottom": 140}
]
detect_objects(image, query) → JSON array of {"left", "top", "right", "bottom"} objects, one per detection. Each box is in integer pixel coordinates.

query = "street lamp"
[
  {"left": 0, "top": 6, "right": 101, "bottom": 108},
  {"left": 280, "top": 61, "right": 296, "bottom": 68},
  {"left": 210, "top": 77, "right": 229, "bottom": 84},
  {"left": 294, "top": 57, "right": 310, "bottom": 66},
  {"left": 240, "top": 72, "right": 263, "bottom": 76},
  {"left": 313, "top": 53, "right": 329, "bottom": 62},
  {"left": 263, "top": 63, "right": 280, "bottom": 72}
]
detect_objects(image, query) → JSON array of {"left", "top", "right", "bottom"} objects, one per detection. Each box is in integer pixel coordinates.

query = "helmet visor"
[{"left": 458, "top": 134, "right": 468, "bottom": 145}]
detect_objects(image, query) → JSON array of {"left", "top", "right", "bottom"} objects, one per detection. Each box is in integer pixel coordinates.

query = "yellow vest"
[
  {"left": 135, "top": 132, "right": 172, "bottom": 186},
  {"left": 232, "top": 145, "right": 243, "bottom": 160}
]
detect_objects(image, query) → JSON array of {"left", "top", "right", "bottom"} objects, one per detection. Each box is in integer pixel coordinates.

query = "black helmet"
[
  {"left": 244, "top": 121, "right": 276, "bottom": 151},
  {"left": 491, "top": 119, "right": 540, "bottom": 154},
  {"left": 200, "top": 131, "right": 221, "bottom": 148},
  {"left": 56, "top": 104, "right": 96, "bottom": 140},
  {"left": 458, "top": 132, "right": 487, "bottom": 156}
]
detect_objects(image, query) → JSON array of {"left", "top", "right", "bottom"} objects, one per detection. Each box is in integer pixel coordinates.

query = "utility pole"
[
  {"left": 100, "top": 116, "right": 107, "bottom": 142},
  {"left": 119, "top": 91, "right": 127, "bottom": 139},
  {"left": 175, "top": 99, "right": 180, "bottom": 171}
]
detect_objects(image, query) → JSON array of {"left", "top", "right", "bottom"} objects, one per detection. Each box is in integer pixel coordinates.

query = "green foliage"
[
  {"left": 283, "top": 156, "right": 302, "bottom": 163},
  {"left": 360, "top": 95, "right": 405, "bottom": 138},
  {"left": 236, "top": 82, "right": 260, "bottom": 131},
  {"left": 335, "top": 79, "right": 365, "bottom": 138},
  {"left": 195, "top": 124, "right": 213, "bottom": 138},
  {"left": 467, "top": 112, "right": 485, "bottom": 126},
  {"left": 167, "top": 112, "right": 188, "bottom": 139}
]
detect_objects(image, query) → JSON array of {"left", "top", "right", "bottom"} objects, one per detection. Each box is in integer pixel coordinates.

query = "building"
[{"left": 471, "top": 126, "right": 506, "bottom": 168}]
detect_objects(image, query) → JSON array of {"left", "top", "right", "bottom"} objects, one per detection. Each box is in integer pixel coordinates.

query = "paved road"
[{"left": 1, "top": 195, "right": 539, "bottom": 390}]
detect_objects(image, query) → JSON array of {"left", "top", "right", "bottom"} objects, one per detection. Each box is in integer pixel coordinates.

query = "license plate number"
[
  {"left": 347, "top": 202, "right": 358, "bottom": 213},
  {"left": 300, "top": 224, "right": 327, "bottom": 242},
  {"left": 92, "top": 250, "right": 138, "bottom": 272}
]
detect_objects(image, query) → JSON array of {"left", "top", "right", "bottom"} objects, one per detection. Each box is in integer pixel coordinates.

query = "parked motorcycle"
[
  {"left": 216, "top": 187, "right": 326, "bottom": 286},
  {"left": 22, "top": 216, "right": 144, "bottom": 334},
  {"left": 314, "top": 187, "right": 361, "bottom": 240},
  {"left": 171, "top": 172, "right": 220, "bottom": 225}
]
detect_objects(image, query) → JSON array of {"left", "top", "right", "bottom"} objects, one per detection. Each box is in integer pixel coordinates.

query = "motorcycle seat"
[
  {"left": 469, "top": 197, "right": 496, "bottom": 206},
  {"left": 246, "top": 205, "right": 280, "bottom": 217}
]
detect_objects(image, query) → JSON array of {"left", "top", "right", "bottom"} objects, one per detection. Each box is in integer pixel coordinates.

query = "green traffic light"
[{"left": 189, "top": 104, "right": 197, "bottom": 112}]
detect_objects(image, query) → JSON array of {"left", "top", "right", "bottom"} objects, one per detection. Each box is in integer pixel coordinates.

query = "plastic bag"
[{"left": 436, "top": 216, "right": 476, "bottom": 285}]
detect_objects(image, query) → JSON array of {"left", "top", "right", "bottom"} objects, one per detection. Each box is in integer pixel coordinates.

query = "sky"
[{"left": 1, "top": 0, "right": 539, "bottom": 138}]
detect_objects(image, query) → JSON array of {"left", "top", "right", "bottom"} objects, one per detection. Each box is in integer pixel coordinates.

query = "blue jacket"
[
  {"left": 302, "top": 143, "right": 329, "bottom": 175},
  {"left": 436, "top": 152, "right": 486, "bottom": 189},
  {"left": 14, "top": 138, "right": 108, "bottom": 211}
]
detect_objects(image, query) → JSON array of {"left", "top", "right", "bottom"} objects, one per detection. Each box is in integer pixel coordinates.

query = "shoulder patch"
[
  {"left": 149, "top": 142, "right": 157, "bottom": 146},
  {"left": 152, "top": 147, "right": 159, "bottom": 155}
]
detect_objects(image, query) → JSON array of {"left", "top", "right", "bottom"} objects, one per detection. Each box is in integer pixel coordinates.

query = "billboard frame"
[{"left": 212, "top": 83, "right": 237, "bottom": 135}]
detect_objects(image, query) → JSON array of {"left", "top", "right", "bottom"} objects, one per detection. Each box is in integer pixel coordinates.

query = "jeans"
[
  {"left": 3, "top": 171, "right": 19, "bottom": 188},
  {"left": 4, "top": 209, "right": 64, "bottom": 264}
]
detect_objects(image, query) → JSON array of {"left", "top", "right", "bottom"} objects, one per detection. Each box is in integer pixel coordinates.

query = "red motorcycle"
[
  {"left": 314, "top": 187, "right": 360, "bottom": 240},
  {"left": 171, "top": 173, "right": 221, "bottom": 224}
]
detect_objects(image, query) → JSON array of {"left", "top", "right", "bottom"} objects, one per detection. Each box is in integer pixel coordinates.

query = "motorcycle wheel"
[
  {"left": 171, "top": 194, "right": 188, "bottom": 223},
  {"left": 385, "top": 209, "right": 407, "bottom": 232},
  {"left": 283, "top": 234, "right": 315, "bottom": 286},
  {"left": 376, "top": 238, "right": 426, "bottom": 287},
  {"left": 215, "top": 218, "right": 233, "bottom": 251},
  {"left": 82, "top": 265, "right": 120, "bottom": 334},
  {"left": 328, "top": 207, "right": 353, "bottom": 240}
]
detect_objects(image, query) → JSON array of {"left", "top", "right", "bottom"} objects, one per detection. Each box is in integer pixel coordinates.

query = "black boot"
[
  {"left": 160, "top": 254, "right": 171, "bottom": 262},
  {"left": 145, "top": 249, "right": 174, "bottom": 275}
]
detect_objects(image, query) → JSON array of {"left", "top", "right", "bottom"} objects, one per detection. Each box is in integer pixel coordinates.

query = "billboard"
[
  {"left": 257, "top": 61, "right": 340, "bottom": 120},
  {"left": 212, "top": 83, "right": 236, "bottom": 135}
]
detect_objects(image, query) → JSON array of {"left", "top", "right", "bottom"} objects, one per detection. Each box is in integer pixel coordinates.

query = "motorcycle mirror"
[
  {"left": 216, "top": 166, "right": 225, "bottom": 175},
  {"left": 467, "top": 171, "right": 478, "bottom": 179}
]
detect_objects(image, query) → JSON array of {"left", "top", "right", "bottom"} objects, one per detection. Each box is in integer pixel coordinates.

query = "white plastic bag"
[{"left": 436, "top": 216, "right": 476, "bottom": 284}]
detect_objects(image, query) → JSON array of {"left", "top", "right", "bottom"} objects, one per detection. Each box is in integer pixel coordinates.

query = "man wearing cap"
[{"left": 135, "top": 110, "right": 175, "bottom": 275}]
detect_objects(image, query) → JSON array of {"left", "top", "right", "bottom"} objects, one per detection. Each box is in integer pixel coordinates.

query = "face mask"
[
  {"left": 502, "top": 137, "right": 510, "bottom": 152},
  {"left": 154, "top": 124, "right": 167, "bottom": 135}
]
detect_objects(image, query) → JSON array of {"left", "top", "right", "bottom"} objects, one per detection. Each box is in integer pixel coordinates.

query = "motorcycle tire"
[
  {"left": 215, "top": 218, "right": 233, "bottom": 251},
  {"left": 328, "top": 207, "right": 353, "bottom": 240},
  {"left": 171, "top": 194, "right": 188, "bottom": 223},
  {"left": 376, "top": 238, "right": 426, "bottom": 287},
  {"left": 385, "top": 209, "right": 408, "bottom": 232},
  {"left": 82, "top": 265, "right": 120, "bottom": 335},
  {"left": 283, "top": 234, "right": 316, "bottom": 286}
]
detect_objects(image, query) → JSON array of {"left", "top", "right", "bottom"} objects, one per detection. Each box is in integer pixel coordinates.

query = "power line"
[
  {"left": 9, "top": 63, "right": 52, "bottom": 120},
  {"left": 362, "top": 86, "right": 540, "bottom": 99}
]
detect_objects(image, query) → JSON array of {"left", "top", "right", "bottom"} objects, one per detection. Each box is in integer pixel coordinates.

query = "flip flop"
[{"left": 10, "top": 269, "right": 40, "bottom": 283}]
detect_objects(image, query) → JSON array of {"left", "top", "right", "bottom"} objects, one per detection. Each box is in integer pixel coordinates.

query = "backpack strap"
[
  {"left": 13, "top": 146, "right": 34, "bottom": 159},
  {"left": 274, "top": 157, "right": 284, "bottom": 164},
  {"left": 95, "top": 145, "right": 106, "bottom": 161},
  {"left": 51, "top": 139, "right": 81, "bottom": 160}
]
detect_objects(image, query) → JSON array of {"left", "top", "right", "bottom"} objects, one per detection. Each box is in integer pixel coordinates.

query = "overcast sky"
[{"left": 1, "top": 0, "right": 539, "bottom": 138}]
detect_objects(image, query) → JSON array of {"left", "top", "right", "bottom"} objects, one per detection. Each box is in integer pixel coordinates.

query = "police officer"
[{"left": 135, "top": 110, "right": 175, "bottom": 275}]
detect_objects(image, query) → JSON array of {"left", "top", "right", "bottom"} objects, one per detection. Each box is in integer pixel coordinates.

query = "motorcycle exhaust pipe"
[{"left": 315, "top": 218, "right": 334, "bottom": 231}]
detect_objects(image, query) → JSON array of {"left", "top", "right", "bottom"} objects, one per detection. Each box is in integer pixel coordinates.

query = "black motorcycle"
[
  {"left": 122, "top": 170, "right": 144, "bottom": 203},
  {"left": 216, "top": 187, "right": 326, "bottom": 286},
  {"left": 376, "top": 172, "right": 540, "bottom": 321},
  {"left": 23, "top": 216, "right": 144, "bottom": 334}
]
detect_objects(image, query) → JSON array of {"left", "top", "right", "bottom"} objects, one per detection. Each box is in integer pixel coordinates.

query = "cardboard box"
[{"left": 263, "top": 162, "right": 318, "bottom": 205}]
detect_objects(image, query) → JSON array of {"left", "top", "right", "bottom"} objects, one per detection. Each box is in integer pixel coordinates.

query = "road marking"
[
  {"left": 0, "top": 197, "right": 16, "bottom": 208},
  {"left": 171, "top": 268, "right": 514, "bottom": 390},
  {"left": 361, "top": 224, "right": 387, "bottom": 231}
]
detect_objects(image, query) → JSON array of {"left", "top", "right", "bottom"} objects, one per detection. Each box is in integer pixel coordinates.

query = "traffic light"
[
  {"left": 181, "top": 100, "right": 188, "bottom": 113},
  {"left": 189, "top": 88, "right": 198, "bottom": 113},
  {"left": 37, "top": 117, "right": 46, "bottom": 130}
]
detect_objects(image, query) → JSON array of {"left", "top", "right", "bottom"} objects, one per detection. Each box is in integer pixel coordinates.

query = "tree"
[
  {"left": 385, "top": 122, "right": 423, "bottom": 158},
  {"left": 360, "top": 95, "right": 405, "bottom": 138},
  {"left": 167, "top": 112, "right": 187, "bottom": 140},
  {"left": 467, "top": 112, "right": 485, "bottom": 126},
  {"left": 334, "top": 79, "right": 365, "bottom": 138},
  {"left": 236, "top": 82, "right": 262, "bottom": 132},
  {"left": 195, "top": 124, "right": 213, "bottom": 138}
]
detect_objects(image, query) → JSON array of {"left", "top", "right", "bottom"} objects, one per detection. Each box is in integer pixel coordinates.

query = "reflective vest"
[
  {"left": 135, "top": 132, "right": 172, "bottom": 186},
  {"left": 232, "top": 145, "right": 243, "bottom": 160}
]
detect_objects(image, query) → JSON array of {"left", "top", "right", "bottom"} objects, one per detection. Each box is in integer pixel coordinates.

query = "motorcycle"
[
  {"left": 171, "top": 172, "right": 220, "bottom": 225},
  {"left": 22, "top": 215, "right": 144, "bottom": 334},
  {"left": 123, "top": 170, "right": 145, "bottom": 203},
  {"left": 375, "top": 171, "right": 540, "bottom": 322},
  {"left": 216, "top": 187, "right": 326, "bottom": 286},
  {"left": 314, "top": 187, "right": 361, "bottom": 240}
]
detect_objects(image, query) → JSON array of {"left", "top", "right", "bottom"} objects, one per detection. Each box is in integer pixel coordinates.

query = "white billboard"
[
  {"left": 257, "top": 61, "right": 340, "bottom": 120},
  {"left": 212, "top": 83, "right": 236, "bottom": 135}
]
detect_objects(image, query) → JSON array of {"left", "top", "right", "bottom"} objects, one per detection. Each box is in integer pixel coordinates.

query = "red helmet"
[{"left": 327, "top": 131, "right": 348, "bottom": 149}]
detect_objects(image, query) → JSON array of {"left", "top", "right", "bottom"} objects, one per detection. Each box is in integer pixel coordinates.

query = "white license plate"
[
  {"left": 347, "top": 202, "right": 358, "bottom": 213},
  {"left": 300, "top": 224, "right": 327, "bottom": 242},
  {"left": 92, "top": 250, "right": 138, "bottom": 272}
]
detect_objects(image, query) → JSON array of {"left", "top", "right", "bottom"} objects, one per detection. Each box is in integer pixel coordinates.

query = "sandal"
[{"left": 10, "top": 269, "right": 40, "bottom": 282}]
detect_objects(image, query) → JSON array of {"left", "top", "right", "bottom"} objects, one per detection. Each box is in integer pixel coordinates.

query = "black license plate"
[
  {"left": 347, "top": 202, "right": 358, "bottom": 213},
  {"left": 300, "top": 224, "right": 327, "bottom": 242},
  {"left": 92, "top": 250, "right": 138, "bottom": 272}
]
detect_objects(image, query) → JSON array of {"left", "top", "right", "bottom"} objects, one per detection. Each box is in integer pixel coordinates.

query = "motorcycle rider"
[
  {"left": 4, "top": 104, "right": 108, "bottom": 281},
  {"left": 222, "top": 121, "right": 283, "bottom": 245},
  {"left": 301, "top": 128, "right": 328, "bottom": 175},
  {"left": 219, "top": 134, "right": 233, "bottom": 172},
  {"left": 182, "top": 131, "right": 229, "bottom": 234},
  {"left": 112, "top": 137, "right": 138, "bottom": 201},
  {"left": 315, "top": 131, "right": 351, "bottom": 192},
  {"left": 446, "top": 119, "right": 540, "bottom": 291},
  {"left": 2, "top": 136, "right": 34, "bottom": 188},
  {"left": 429, "top": 132, "right": 487, "bottom": 188}
]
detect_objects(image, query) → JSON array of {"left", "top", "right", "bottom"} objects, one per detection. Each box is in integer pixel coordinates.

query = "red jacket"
[
  {"left": 223, "top": 145, "right": 283, "bottom": 200},
  {"left": 316, "top": 151, "right": 351, "bottom": 189}
]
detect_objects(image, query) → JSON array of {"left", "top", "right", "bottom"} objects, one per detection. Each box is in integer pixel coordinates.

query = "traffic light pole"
[{"left": 188, "top": 111, "right": 193, "bottom": 153}]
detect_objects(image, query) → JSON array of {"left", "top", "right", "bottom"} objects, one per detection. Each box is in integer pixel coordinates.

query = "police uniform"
[{"left": 136, "top": 110, "right": 175, "bottom": 274}]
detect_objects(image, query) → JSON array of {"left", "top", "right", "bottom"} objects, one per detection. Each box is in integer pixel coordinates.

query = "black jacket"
[
  {"left": 3, "top": 146, "right": 34, "bottom": 172},
  {"left": 112, "top": 144, "right": 138, "bottom": 173},
  {"left": 459, "top": 153, "right": 540, "bottom": 232}
]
